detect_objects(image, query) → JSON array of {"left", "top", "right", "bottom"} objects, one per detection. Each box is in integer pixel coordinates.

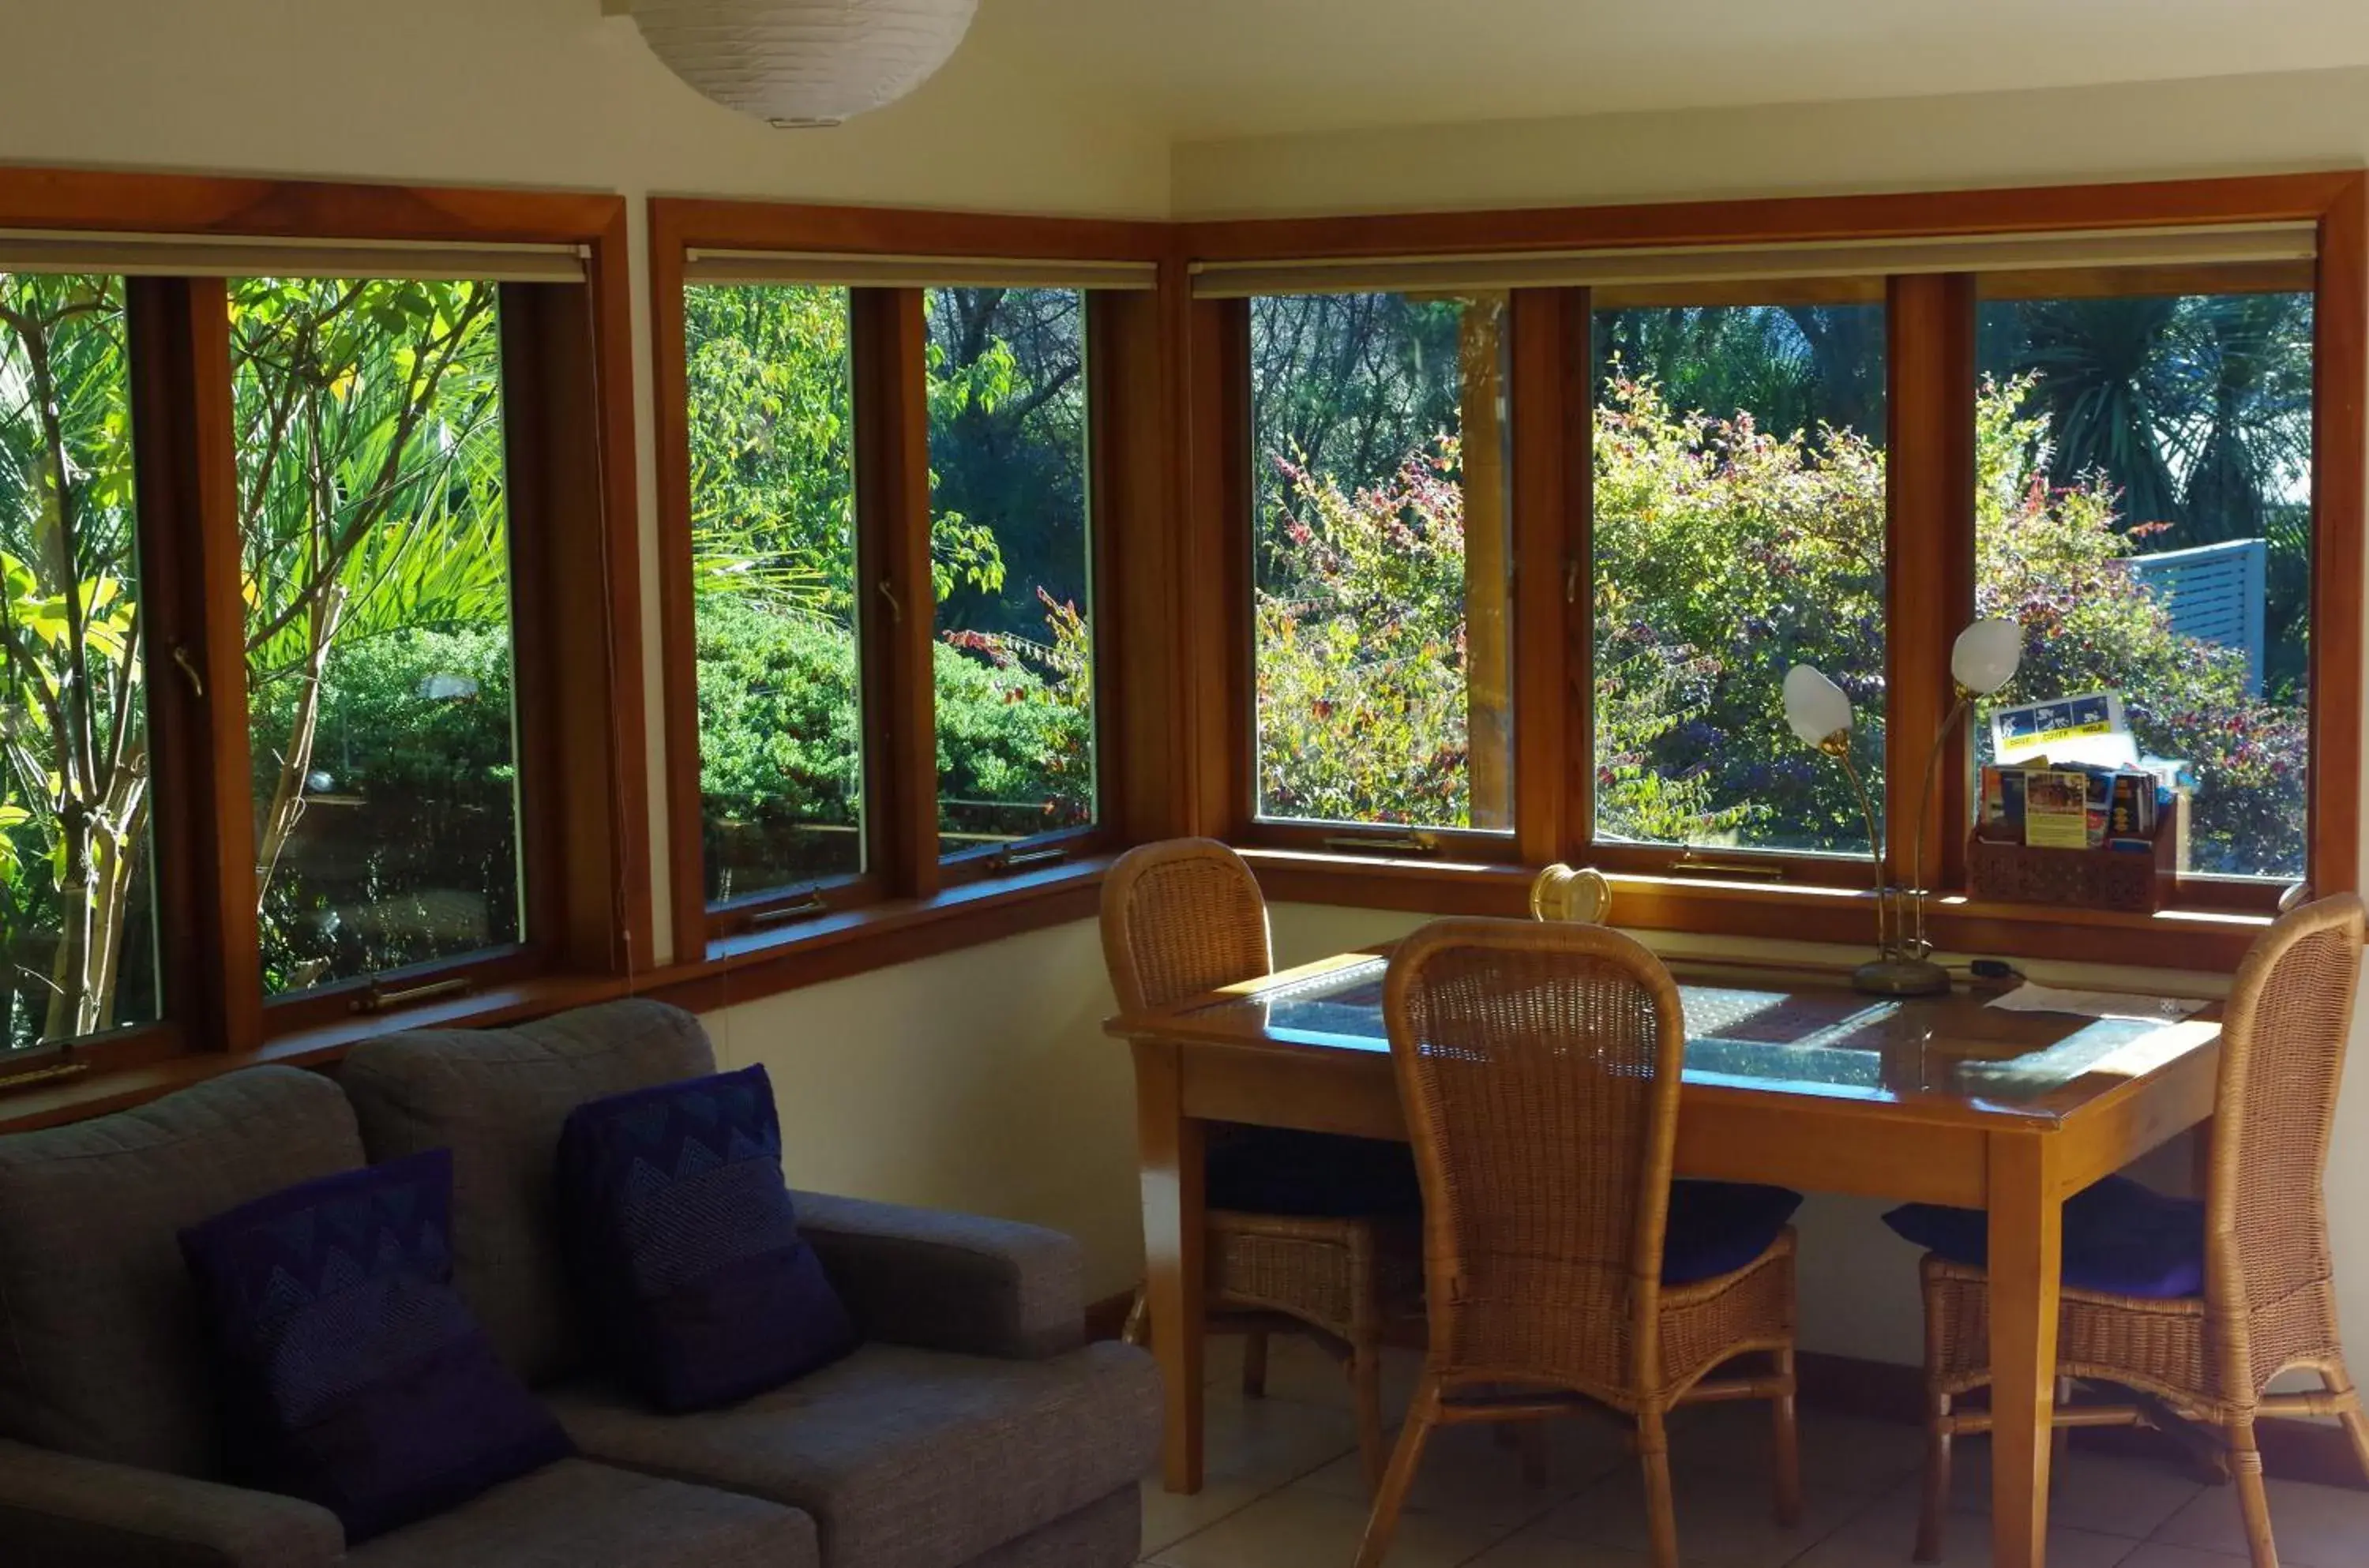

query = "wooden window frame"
[
  {"left": 1215, "top": 289, "right": 1537, "bottom": 867},
  {"left": 1181, "top": 172, "right": 2367, "bottom": 973},
  {"left": 0, "top": 167, "right": 651, "bottom": 1085},
  {"left": 647, "top": 200, "right": 1180, "bottom": 993}
]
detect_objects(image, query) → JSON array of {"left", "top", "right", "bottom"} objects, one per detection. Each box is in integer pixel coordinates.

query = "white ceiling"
[{"left": 968, "top": 0, "right": 2369, "bottom": 141}]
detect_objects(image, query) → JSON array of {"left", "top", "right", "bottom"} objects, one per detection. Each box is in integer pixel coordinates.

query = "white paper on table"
[{"left": 1985, "top": 981, "right": 2209, "bottom": 1022}]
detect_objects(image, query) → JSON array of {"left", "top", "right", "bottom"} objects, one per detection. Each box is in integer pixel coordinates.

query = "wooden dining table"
[{"left": 1106, "top": 947, "right": 2224, "bottom": 1568}]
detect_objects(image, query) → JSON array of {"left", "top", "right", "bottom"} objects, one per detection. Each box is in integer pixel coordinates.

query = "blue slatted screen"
[{"left": 2126, "top": 538, "right": 2267, "bottom": 694}]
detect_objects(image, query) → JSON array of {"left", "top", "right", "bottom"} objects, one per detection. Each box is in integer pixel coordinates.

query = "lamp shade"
[
  {"left": 1782, "top": 664, "right": 1854, "bottom": 748},
  {"left": 625, "top": 0, "right": 980, "bottom": 127},
  {"left": 1950, "top": 617, "right": 2023, "bottom": 696}
]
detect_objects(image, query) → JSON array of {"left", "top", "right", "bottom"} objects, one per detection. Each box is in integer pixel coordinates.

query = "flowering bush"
[
  {"left": 1256, "top": 441, "right": 1477, "bottom": 825},
  {"left": 1250, "top": 373, "right": 2306, "bottom": 876},
  {"left": 1975, "top": 380, "right": 2304, "bottom": 876}
]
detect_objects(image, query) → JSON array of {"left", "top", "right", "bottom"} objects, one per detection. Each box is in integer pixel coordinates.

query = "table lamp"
[{"left": 1783, "top": 619, "right": 2022, "bottom": 996}]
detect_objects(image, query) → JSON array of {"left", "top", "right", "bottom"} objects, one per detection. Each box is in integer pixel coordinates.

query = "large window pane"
[
  {"left": 1591, "top": 301, "right": 1889, "bottom": 855},
  {"left": 0, "top": 274, "right": 159, "bottom": 1048},
  {"left": 1248, "top": 291, "right": 1513, "bottom": 831},
  {"left": 1975, "top": 290, "right": 2312, "bottom": 881},
  {"left": 925, "top": 286, "right": 1096, "bottom": 850},
  {"left": 232, "top": 276, "right": 520, "bottom": 993},
  {"left": 685, "top": 283, "right": 863, "bottom": 902}
]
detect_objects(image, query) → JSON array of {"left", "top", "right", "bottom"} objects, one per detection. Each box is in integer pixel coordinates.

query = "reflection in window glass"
[
  {"left": 0, "top": 274, "right": 160, "bottom": 1048},
  {"left": 925, "top": 287, "right": 1096, "bottom": 850},
  {"left": 1591, "top": 302, "right": 1888, "bottom": 855},
  {"left": 1248, "top": 291, "right": 1513, "bottom": 831},
  {"left": 1975, "top": 291, "right": 2312, "bottom": 880},
  {"left": 232, "top": 276, "right": 520, "bottom": 993},
  {"left": 684, "top": 283, "right": 865, "bottom": 902}
]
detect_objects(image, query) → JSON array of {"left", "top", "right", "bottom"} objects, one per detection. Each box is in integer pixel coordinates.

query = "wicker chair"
[
  {"left": 1359, "top": 917, "right": 1801, "bottom": 1568},
  {"left": 1101, "top": 838, "right": 1421, "bottom": 1491},
  {"left": 1907, "top": 891, "right": 2369, "bottom": 1568}
]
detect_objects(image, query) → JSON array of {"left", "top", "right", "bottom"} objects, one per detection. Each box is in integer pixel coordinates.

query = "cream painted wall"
[
  {"left": 0, "top": 0, "right": 1170, "bottom": 962},
  {"left": 0, "top": 0, "right": 1169, "bottom": 1292},
  {"left": 12, "top": 8, "right": 2369, "bottom": 1361},
  {"left": 1170, "top": 65, "right": 2369, "bottom": 1371},
  {"left": 700, "top": 921, "right": 1145, "bottom": 1303},
  {"left": 1171, "top": 64, "right": 2369, "bottom": 217}
]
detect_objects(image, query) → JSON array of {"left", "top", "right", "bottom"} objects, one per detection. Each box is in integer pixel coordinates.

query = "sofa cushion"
[
  {"left": 557, "top": 1066, "right": 854, "bottom": 1412},
  {"left": 545, "top": 1341, "right": 1162, "bottom": 1568},
  {"left": 349, "top": 1457, "right": 817, "bottom": 1568},
  {"left": 340, "top": 1000, "right": 718, "bottom": 1385},
  {"left": 0, "top": 1066, "right": 366, "bottom": 1476},
  {"left": 181, "top": 1148, "right": 573, "bottom": 1541}
]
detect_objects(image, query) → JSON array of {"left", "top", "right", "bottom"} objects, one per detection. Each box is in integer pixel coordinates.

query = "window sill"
[
  {"left": 637, "top": 854, "right": 1112, "bottom": 1012},
  {"left": 0, "top": 973, "right": 639, "bottom": 1136},
  {"left": 1240, "top": 848, "right": 2268, "bottom": 972},
  {"left": 0, "top": 859, "right": 1113, "bottom": 1135}
]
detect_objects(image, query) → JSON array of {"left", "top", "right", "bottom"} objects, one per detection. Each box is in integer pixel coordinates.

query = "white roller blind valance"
[
  {"left": 0, "top": 231, "right": 588, "bottom": 284},
  {"left": 685, "top": 249, "right": 1158, "bottom": 292},
  {"left": 1188, "top": 221, "right": 2320, "bottom": 299}
]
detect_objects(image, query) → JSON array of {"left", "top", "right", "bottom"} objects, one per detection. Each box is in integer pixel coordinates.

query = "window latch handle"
[
  {"left": 877, "top": 580, "right": 903, "bottom": 625},
  {"left": 171, "top": 645, "right": 205, "bottom": 700}
]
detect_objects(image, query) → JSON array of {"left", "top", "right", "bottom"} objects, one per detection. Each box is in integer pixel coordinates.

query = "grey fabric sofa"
[
  {"left": 340, "top": 999, "right": 1160, "bottom": 1568},
  {"left": 0, "top": 1063, "right": 808, "bottom": 1567},
  {"left": 0, "top": 1000, "right": 1158, "bottom": 1568}
]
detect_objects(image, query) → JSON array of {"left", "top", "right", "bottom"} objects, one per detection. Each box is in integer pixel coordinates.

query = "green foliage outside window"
[{"left": 0, "top": 274, "right": 157, "bottom": 1049}]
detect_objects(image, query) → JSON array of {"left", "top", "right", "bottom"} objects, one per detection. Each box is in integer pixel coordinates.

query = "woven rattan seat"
[
  {"left": 1101, "top": 838, "right": 1421, "bottom": 1492},
  {"left": 1908, "top": 892, "right": 2369, "bottom": 1567},
  {"left": 1357, "top": 917, "right": 1800, "bottom": 1568}
]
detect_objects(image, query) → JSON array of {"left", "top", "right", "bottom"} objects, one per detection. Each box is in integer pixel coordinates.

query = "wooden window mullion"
[
  {"left": 1508, "top": 287, "right": 1572, "bottom": 866},
  {"left": 1883, "top": 274, "right": 1978, "bottom": 898},
  {"left": 2309, "top": 181, "right": 2366, "bottom": 898},
  {"left": 126, "top": 276, "right": 261, "bottom": 1054},
  {"left": 1186, "top": 295, "right": 1252, "bottom": 842},
  {"left": 852, "top": 288, "right": 940, "bottom": 899},
  {"left": 1087, "top": 286, "right": 1181, "bottom": 845}
]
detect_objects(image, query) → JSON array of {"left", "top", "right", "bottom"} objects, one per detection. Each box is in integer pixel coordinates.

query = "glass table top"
[{"left": 1170, "top": 955, "right": 2217, "bottom": 1112}]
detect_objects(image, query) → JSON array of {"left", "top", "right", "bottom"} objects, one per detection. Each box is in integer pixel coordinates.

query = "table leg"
[
  {"left": 1988, "top": 1131, "right": 2065, "bottom": 1568},
  {"left": 1135, "top": 1038, "right": 1207, "bottom": 1493}
]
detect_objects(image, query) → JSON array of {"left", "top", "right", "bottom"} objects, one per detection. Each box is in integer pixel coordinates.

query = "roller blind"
[
  {"left": 0, "top": 230, "right": 589, "bottom": 283},
  {"left": 1188, "top": 221, "right": 2320, "bottom": 299},
  {"left": 685, "top": 249, "right": 1158, "bottom": 292}
]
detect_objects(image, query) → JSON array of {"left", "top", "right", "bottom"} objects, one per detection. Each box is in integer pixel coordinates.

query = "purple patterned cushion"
[
  {"left": 1884, "top": 1174, "right": 2206, "bottom": 1299},
  {"left": 556, "top": 1066, "right": 855, "bottom": 1412},
  {"left": 178, "top": 1149, "right": 572, "bottom": 1543},
  {"left": 1662, "top": 1181, "right": 1802, "bottom": 1285}
]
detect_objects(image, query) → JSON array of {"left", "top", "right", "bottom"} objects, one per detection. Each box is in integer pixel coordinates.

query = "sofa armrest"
[
  {"left": 790, "top": 1190, "right": 1085, "bottom": 1360},
  {"left": 0, "top": 1439, "right": 344, "bottom": 1567}
]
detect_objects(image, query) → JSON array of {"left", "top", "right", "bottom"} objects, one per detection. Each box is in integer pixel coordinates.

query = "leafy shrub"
[{"left": 1256, "top": 373, "right": 2306, "bottom": 876}]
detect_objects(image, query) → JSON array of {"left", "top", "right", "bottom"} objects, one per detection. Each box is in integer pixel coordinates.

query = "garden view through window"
[
  {"left": 1973, "top": 287, "right": 2314, "bottom": 882},
  {"left": 0, "top": 272, "right": 160, "bottom": 1050},
  {"left": 925, "top": 285, "right": 1097, "bottom": 850},
  {"left": 1249, "top": 290, "right": 1514, "bottom": 832},
  {"left": 1591, "top": 299, "right": 1890, "bottom": 856},
  {"left": 685, "top": 283, "right": 866, "bottom": 904},
  {"left": 231, "top": 276, "right": 524, "bottom": 995}
]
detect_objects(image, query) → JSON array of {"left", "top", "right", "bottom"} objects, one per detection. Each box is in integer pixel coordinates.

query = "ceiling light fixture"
[{"left": 607, "top": 0, "right": 979, "bottom": 128}]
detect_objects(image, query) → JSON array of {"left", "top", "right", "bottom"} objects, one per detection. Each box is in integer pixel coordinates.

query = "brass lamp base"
[{"left": 1853, "top": 956, "right": 1952, "bottom": 997}]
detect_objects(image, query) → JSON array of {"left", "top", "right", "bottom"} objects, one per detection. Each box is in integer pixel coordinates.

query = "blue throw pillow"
[
  {"left": 1884, "top": 1174, "right": 2205, "bottom": 1299},
  {"left": 1662, "top": 1180, "right": 1804, "bottom": 1285},
  {"left": 179, "top": 1149, "right": 572, "bottom": 1543},
  {"left": 556, "top": 1065, "right": 856, "bottom": 1412}
]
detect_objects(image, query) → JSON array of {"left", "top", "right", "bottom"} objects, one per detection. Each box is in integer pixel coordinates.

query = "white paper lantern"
[{"left": 623, "top": 0, "right": 980, "bottom": 128}]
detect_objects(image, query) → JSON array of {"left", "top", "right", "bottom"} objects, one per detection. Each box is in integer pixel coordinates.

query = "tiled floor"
[{"left": 1136, "top": 1337, "right": 2369, "bottom": 1566}]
